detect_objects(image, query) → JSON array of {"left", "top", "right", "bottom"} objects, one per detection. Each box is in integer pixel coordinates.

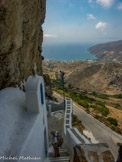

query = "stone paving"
[{"left": 48, "top": 110, "right": 64, "bottom": 147}]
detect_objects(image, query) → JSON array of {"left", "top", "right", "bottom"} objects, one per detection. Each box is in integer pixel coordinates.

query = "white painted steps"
[
  {"left": 48, "top": 156, "right": 70, "bottom": 162},
  {"left": 49, "top": 150, "right": 69, "bottom": 157},
  {"left": 47, "top": 146, "right": 72, "bottom": 162}
]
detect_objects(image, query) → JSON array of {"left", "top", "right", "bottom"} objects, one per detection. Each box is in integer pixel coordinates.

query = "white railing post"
[
  {"left": 48, "top": 104, "right": 51, "bottom": 116},
  {"left": 64, "top": 98, "right": 73, "bottom": 135}
]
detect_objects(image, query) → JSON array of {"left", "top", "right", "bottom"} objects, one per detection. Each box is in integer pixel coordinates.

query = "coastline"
[{"left": 42, "top": 43, "right": 96, "bottom": 61}]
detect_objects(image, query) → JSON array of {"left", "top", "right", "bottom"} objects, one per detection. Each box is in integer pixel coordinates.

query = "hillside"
[
  {"left": 43, "top": 60, "right": 122, "bottom": 135},
  {"left": 65, "top": 62, "right": 122, "bottom": 94},
  {"left": 88, "top": 40, "right": 122, "bottom": 62},
  {"left": 43, "top": 60, "right": 122, "bottom": 94}
]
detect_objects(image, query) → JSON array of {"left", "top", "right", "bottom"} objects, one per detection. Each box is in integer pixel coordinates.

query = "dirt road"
[{"left": 53, "top": 92, "right": 122, "bottom": 160}]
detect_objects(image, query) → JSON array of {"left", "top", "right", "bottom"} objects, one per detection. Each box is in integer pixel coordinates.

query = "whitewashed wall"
[
  {"left": 19, "top": 114, "right": 46, "bottom": 162},
  {"left": 24, "top": 75, "right": 49, "bottom": 162},
  {"left": 64, "top": 98, "right": 90, "bottom": 156}
]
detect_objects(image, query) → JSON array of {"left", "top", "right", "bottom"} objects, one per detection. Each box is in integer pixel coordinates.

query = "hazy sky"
[{"left": 43, "top": 0, "right": 122, "bottom": 44}]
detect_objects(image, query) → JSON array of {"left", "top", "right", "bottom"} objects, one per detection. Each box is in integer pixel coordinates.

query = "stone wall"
[
  {"left": 74, "top": 144, "right": 115, "bottom": 162},
  {"left": 0, "top": 0, "right": 46, "bottom": 89}
]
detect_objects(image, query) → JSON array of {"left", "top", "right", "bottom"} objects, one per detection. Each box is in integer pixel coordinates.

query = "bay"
[{"left": 42, "top": 43, "right": 96, "bottom": 61}]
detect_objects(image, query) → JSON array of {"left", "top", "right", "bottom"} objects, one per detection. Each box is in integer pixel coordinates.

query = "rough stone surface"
[
  {"left": 44, "top": 74, "right": 53, "bottom": 99},
  {"left": 74, "top": 144, "right": 115, "bottom": 162},
  {"left": 0, "top": 0, "right": 46, "bottom": 89},
  {"left": 48, "top": 110, "right": 64, "bottom": 147}
]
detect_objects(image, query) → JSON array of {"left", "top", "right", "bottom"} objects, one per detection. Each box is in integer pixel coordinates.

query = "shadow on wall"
[{"left": 117, "top": 144, "right": 122, "bottom": 162}]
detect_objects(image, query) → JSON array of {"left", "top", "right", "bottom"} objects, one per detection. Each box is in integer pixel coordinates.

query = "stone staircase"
[{"left": 47, "top": 147, "right": 72, "bottom": 162}]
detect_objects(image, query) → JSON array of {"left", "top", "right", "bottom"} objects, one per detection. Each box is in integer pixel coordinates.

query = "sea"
[{"left": 42, "top": 43, "right": 96, "bottom": 61}]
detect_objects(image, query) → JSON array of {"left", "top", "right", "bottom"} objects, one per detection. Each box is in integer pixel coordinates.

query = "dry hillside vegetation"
[
  {"left": 43, "top": 60, "right": 122, "bottom": 94},
  {"left": 43, "top": 60, "right": 122, "bottom": 134}
]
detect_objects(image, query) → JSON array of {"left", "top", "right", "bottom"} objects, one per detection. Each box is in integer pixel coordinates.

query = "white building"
[
  {"left": 0, "top": 75, "right": 116, "bottom": 162},
  {"left": 0, "top": 75, "right": 48, "bottom": 162}
]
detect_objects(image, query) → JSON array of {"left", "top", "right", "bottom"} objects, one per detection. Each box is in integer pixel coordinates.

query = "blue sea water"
[{"left": 42, "top": 43, "right": 96, "bottom": 61}]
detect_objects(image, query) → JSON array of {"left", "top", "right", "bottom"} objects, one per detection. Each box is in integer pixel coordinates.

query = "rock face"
[
  {"left": 0, "top": 0, "right": 46, "bottom": 89},
  {"left": 43, "top": 74, "right": 53, "bottom": 99},
  {"left": 74, "top": 144, "right": 114, "bottom": 162},
  {"left": 88, "top": 40, "right": 122, "bottom": 62}
]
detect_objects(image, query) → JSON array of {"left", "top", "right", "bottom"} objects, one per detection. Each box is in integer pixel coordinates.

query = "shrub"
[
  {"left": 65, "top": 93, "right": 70, "bottom": 97},
  {"left": 90, "top": 104, "right": 97, "bottom": 109},
  {"left": 107, "top": 117, "right": 118, "bottom": 126},
  {"left": 78, "top": 100, "right": 89, "bottom": 108},
  {"left": 113, "top": 103, "right": 121, "bottom": 109},
  {"left": 112, "top": 94, "right": 122, "bottom": 99},
  {"left": 92, "top": 92, "right": 109, "bottom": 99},
  {"left": 90, "top": 104, "right": 109, "bottom": 116},
  {"left": 111, "top": 125, "right": 116, "bottom": 131},
  {"left": 94, "top": 115, "right": 101, "bottom": 120},
  {"left": 79, "top": 94, "right": 95, "bottom": 103},
  {"left": 86, "top": 108, "right": 90, "bottom": 114},
  {"left": 101, "top": 108, "right": 109, "bottom": 117},
  {"left": 98, "top": 94, "right": 108, "bottom": 99},
  {"left": 96, "top": 101, "right": 105, "bottom": 107},
  {"left": 53, "top": 97, "right": 58, "bottom": 102},
  {"left": 117, "top": 142, "right": 121, "bottom": 147},
  {"left": 57, "top": 89, "right": 63, "bottom": 94},
  {"left": 68, "top": 84, "right": 73, "bottom": 89},
  {"left": 72, "top": 114, "right": 81, "bottom": 125}
]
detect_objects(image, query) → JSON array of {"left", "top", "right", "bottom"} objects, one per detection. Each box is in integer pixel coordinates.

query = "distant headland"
[{"left": 88, "top": 40, "right": 122, "bottom": 62}]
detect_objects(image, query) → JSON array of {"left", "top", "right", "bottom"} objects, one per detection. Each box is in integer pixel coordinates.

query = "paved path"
[
  {"left": 48, "top": 110, "right": 64, "bottom": 147},
  {"left": 53, "top": 92, "right": 122, "bottom": 160}
]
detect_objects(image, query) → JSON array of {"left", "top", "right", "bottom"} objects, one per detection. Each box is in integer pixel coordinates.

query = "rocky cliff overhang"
[{"left": 0, "top": 0, "right": 46, "bottom": 89}]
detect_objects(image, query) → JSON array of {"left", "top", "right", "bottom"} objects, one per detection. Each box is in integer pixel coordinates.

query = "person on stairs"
[
  {"left": 55, "top": 131, "right": 63, "bottom": 148},
  {"left": 51, "top": 131, "right": 60, "bottom": 157}
]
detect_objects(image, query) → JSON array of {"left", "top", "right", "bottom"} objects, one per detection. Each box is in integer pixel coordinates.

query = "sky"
[{"left": 43, "top": 0, "right": 122, "bottom": 45}]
